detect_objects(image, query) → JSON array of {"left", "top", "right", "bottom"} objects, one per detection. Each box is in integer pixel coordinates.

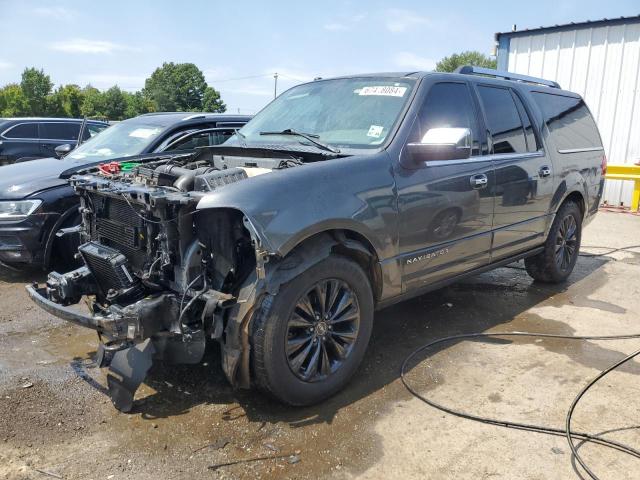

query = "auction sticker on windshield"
[
  {"left": 130, "top": 128, "right": 162, "bottom": 139},
  {"left": 358, "top": 86, "right": 407, "bottom": 97}
]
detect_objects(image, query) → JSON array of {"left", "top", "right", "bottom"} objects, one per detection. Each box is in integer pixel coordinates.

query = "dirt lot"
[{"left": 1, "top": 210, "right": 639, "bottom": 480}]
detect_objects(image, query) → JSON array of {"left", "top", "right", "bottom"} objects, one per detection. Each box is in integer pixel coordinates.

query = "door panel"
[
  {"left": 396, "top": 81, "right": 494, "bottom": 291},
  {"left": 474, "top": 85, "right": 553, "bottom": 259},
  {"left": 397, "top": 159, "right": 495, "bottom": 289}
]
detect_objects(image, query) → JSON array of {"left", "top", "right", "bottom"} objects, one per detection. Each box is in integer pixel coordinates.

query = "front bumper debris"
[
  {"left": 26, "top": 280, "right": 227, "bottom": 412},
  {"left": 26, "top": 285, "right": 118, "bottom": 334}
]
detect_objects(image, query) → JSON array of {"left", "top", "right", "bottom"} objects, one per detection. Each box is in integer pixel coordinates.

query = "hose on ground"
[{"left": 401, "top": 331, "right": 640, "bottom": 480}]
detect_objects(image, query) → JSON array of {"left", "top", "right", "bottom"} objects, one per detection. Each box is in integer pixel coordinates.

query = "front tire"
[
  {"left": 525, "top": 201, "right": 582, "bottom": 283},
  {"left": 251, "top": 255, "right": 373, "bottom": 406}
]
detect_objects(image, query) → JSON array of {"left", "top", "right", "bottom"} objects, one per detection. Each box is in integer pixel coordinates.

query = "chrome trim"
[
  {"left": 0, "top": 122, "right": 38, "bottom": 141},
  {"left": 425, "top": 151, "right": 544, "bottom": 167},
  {"left": 557, "top": 147, "right": 604, "bottom": 154}
]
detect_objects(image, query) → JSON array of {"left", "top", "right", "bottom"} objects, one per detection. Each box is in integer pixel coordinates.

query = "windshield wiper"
[
  {"left": 259, "top": 129, "right": 341, "bottom": 154},
  {"left": 234, "top": 128, "right": 247, "bottom": 147}
]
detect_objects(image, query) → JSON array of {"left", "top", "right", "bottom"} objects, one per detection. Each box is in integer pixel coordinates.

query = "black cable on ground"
[
  {"left": 579, "top": 244, "right": 640, "bottom": 258},
  {"left": 401, "top": 331, "right": 640, "bottom": 480},
  {"left": 566, "top": 346, "right": 640, "bottom": 479}
]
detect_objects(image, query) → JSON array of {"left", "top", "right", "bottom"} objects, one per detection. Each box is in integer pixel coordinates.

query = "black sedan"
[{"left": 0, "top": 112, "right": 251, "bottom": 270}]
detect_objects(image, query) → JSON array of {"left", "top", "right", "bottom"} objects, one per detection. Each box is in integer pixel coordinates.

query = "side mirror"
[
  {"left": 406, "top": 127, "right": 472, "bottom": 166},
  {"left": 54, "top": 144, "right": 73, "bottom": 158}
]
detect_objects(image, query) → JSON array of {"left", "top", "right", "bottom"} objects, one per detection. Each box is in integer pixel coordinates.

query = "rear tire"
[
  {"left": 525, "top": 201, "right": 582, "bottom": 283},
  {"left": 251, "top": 255, "right": 373, "bottom": 406}
]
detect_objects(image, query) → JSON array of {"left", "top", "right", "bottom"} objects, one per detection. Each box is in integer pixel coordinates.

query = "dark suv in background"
[
  {"left": 0, "top": 112, "right": 250, "bottom": 270},
  {"left": 0, "top": 117, "right": 109, "bottom": 165}
]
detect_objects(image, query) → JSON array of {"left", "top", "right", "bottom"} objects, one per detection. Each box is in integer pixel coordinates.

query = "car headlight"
[{"left": 0, "top": 200, "right": 42, "bottom": 221}]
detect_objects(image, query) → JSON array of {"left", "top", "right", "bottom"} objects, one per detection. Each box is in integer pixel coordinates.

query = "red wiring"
[{"left": 98, "top": 162, "right": 121, "bottom": 175}]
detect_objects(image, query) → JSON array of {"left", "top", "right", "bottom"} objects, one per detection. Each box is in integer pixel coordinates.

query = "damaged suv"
[{"left": 28, "top": 67, "right": 606, "bottom": 412}]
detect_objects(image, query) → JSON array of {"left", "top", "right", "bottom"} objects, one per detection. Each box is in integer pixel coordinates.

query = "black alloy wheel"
[
  {"left": 555, "top": 213, "right": 578, "bottom": 272},
  {"left": 285, "top": 279, "right": 360, "bottom": 382}
]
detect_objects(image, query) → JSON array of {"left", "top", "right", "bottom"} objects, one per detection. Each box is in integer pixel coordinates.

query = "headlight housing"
[{"left": 0, "top": 200, "right": 42, "bottom": 221}]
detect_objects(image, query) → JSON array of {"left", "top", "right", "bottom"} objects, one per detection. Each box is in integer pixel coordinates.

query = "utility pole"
[{"left": 274, "top": 72, "right": 278, "bottom": 99}]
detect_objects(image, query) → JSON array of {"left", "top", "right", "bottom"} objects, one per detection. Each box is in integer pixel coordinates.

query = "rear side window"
[
  {"left": 419, "top": 82, "right": 481, "bottom": 156},
  {"left": 477, "top": 85, "right": 528, "bottom": 154},
  {"left": 532, "top": 93, "right": 602, "bottom": 151},
  {"left": 3, "top": 123, "right": 38, "bottom": 139},
  {"left": 40, "top": 122, "right": 81, "bottom": 140}
]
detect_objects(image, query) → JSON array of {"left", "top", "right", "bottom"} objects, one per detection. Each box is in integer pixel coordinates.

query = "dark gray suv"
[{"left": 29, "top": 67, "right": 605, "bottom": 411}]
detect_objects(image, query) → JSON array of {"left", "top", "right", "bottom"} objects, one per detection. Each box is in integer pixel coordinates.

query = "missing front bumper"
[{"left": 27, "top": 284, "right": 215, "bottom": 412}]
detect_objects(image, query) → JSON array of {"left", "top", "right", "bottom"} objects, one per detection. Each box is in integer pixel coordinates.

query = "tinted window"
[
  {"left": 532, "top": 93, "right": 602, "bottom": 151},
  {"left": 83, "top": 123, "right": 109, "bottom": 140},
  {"left": 166, "top": 129, "right": 235, "bottom": 151},
  {"left": 512, "top": 93, "right": 538, "bottom": 152},
  {"left": 3, "top": 123, "right": 38, "bottom": 139},
  {"left": 477, "top": 86, "right": 528, "bottom": 154},
  {"left": 419, "top": 82, "right": 480, "bottom": 156},
  {"left": 40, "top": 122, "right": 81, "bottom": 140}
]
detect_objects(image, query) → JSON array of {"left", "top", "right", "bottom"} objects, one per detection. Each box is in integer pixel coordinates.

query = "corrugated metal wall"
[{"left": 503, "top": 21, "right": 640, "bottom": 206}]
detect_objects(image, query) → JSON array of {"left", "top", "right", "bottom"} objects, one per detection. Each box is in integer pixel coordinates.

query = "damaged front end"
[{"left": 28, "top": 155, "right": 276, "bottom": 412}]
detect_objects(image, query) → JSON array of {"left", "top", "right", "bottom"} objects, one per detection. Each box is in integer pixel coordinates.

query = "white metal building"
[{"left": 496, "top": 15, "right": 640, "bottom": 207}]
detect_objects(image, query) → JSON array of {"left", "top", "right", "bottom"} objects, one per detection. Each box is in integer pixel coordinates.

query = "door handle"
[
  {"left": 539, "top": 166, "right": 552, "bottom": 178},
  {"left": 470, "top": 174, "right": 488, "bottom": 189}
]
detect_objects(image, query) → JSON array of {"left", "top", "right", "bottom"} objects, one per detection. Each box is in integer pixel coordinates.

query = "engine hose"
[
  {"left": 401, "top": 331, "right": 640, "bottom": 480},
  {"left": 178, "top": 274, "right": 207, "bottom": 335}
]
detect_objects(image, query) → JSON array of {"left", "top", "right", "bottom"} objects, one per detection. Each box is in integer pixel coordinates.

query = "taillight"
[{"left": 601, "top": 154, "right": 607, "bottom": 176}]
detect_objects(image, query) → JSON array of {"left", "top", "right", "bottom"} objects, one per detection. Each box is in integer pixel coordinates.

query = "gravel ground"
[{"left": 1, "top": 210, "right": 639, "bottom": 479}]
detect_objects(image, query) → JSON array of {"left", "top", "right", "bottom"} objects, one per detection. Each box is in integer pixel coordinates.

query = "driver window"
[{"left": 418, "top": 82, "right": 481, "bottom": 156}]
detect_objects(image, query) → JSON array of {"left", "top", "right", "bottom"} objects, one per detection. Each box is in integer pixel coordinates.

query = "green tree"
[
  {"left": 102, "top": 86, "right": 128, "bottom": 120},
  {"left": 57, "top": 84, "right": 84, "bottom": 117},
  {"left": 124, "top": 91, "right": 154, "bottom": 118},
  {"left": 143, "top": 62, "right": 208, "bottom": 111},
  {"left": 435, "top": 51, "right": 497, "bottom": 73},
  {"left": 202, "top": 86, "right": 226, "bottom": 113},
  {"left": 20, "top": 67, "right": 53, "bottom": 115},
  {"left": 81, "top": 85, "right": 106, "bottom": 118},
  {"left": 0, "top": 84, "right": 29, "bottom": 116}
]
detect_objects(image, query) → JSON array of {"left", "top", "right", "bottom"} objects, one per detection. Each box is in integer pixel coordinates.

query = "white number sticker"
[
  {"left": 367, "top": 125, "right": 384, "bottom": 138},
  {"left": 359, "top": 86, "right": 407, "bottom": 97}
]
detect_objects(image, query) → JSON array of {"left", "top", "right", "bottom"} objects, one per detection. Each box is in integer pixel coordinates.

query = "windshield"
[
  {"left": 66, "top": 121, "right": 166, "bottom": 162},
  {"left": 238, "top": 77, "right": 416, "bottom": 150}
]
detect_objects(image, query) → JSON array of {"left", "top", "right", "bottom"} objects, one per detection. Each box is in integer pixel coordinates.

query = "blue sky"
[{"left": 0, "top": 0, "right": 638, "bottom": 114}]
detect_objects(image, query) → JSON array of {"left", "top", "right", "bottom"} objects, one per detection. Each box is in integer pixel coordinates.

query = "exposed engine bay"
[{"left": 28, "top": 148, "right": 310, "bottom": 411}]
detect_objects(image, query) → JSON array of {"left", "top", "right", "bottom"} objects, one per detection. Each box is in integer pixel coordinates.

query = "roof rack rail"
[{"left": 454, "top": 65, "right": 561, "bottom": 89}]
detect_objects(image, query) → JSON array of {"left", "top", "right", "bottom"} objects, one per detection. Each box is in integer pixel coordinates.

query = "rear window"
[
  {"left": 3, "top": 123, "right": 38, "bottom": 139},
  {"left": 532, "top": 92, "right": 602, "bottom": 151},
  {"left": 40, "top": 122, "right": 81, "bottom": 140}
]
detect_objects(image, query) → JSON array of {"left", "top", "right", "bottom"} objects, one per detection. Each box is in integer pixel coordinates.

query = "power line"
[{"left": 207, "top": 74, "right": 272, "bottom": 83}]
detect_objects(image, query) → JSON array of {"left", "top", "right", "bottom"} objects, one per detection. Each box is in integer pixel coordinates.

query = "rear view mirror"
[
  {"left": 54, "top": 144, "right": 73, "bottom": 158},
  {"left": 406, "top": 127, "right": 472, "bottom": 165}
]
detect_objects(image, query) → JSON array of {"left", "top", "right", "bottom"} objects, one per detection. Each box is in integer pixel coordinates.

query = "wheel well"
[
  {"left": 563, "top": 191, "right": 586, "bottom": 219},
  {"left": 286, "top": 229, "right": 383, "bottom": 302}
]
